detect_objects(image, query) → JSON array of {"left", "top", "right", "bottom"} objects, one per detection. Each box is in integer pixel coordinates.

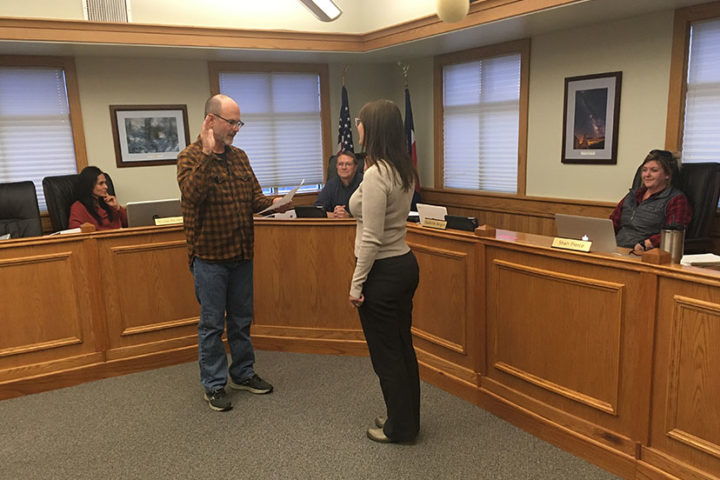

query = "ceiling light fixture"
[{"left": 298, "top": 0, "right": 342, "bottom": 22}]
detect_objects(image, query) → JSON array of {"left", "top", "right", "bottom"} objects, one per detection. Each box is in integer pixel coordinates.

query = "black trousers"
[{"left": 358, "top": 251, "right": 420, "bottom": 441}]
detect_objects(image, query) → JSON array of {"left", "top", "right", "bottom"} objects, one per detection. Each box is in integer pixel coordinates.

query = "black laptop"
[{"left": 295, "top": 206, "right": 327, "bottom": 218}]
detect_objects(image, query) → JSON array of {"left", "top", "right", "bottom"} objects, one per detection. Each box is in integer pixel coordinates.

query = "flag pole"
[{"left": 397, "top": 62, "right": 409, "bottom": 88}]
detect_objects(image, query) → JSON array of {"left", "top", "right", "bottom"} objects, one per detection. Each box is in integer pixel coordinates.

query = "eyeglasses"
[
  {"left": 337, "top": 161, "right": 355, "bottom": 168},
  {"left": 354, "top": 117, "right": 361, "bottom": 128},
  {"left": 211, "top": 113, "right": 244, "bottom": 129}
]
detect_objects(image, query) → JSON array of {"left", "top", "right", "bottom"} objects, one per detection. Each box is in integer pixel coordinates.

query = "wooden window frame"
[
  {"left": 208, "top": 61, "right": 332, "bottom": 173},
  {"left": 0, "top": 55, "right": 88, "bottom": 172},
  {"left": 433, "top": 38, "right": 530, "bottom": 197},
  {"left": 665, "top": 1, "right": 720, "bottom": 152}
]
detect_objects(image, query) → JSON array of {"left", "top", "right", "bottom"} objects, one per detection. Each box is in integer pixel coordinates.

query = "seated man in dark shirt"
[{"left": 314, "top": 150, "right": 363, "bottom": 218}]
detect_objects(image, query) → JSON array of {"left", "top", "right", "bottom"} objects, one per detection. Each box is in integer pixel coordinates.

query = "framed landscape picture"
[
  {"left": 561, "top": 72, "right": 622, "bottom": 165},
  {"left": 110, "top": 104, "right": 190, "bottom": 167}
]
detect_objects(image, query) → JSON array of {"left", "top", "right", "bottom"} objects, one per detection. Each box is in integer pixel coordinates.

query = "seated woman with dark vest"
[
  {"left": 68, "top": 166, "right": 127, "bottom": 230},
  {"left": 610, "top": 149, "right": 692, "bottom": 255}
]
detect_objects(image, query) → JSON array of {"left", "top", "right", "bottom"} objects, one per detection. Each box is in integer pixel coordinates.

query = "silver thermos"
[{"left": 660, "top": 224, "right": 685, "bottom": 263}]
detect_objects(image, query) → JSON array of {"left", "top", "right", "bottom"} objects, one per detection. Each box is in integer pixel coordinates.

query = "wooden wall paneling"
[
  {"left": 646, "top": 276, "right": 720, "bottom": 480},
  {"left": 251, "top": 219, "right": 366, "bottom": 355},
  {"left": 482, "top": 244, "right": 654, "bottom": 457},
  {"left": 406, "top": 225, "right": 482, "bottom": 387},
  {"left": 95, "top": 228, "right": 199, "bottom": 361},
  {"left": 420, "top": 189, "right": 614, "bottom": 237},
  {"left": 0, "top": 237, "right": 102, "bottom": 386}
]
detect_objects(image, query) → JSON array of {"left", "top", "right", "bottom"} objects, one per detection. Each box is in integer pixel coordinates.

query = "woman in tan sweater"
[{"left": 348, "top": 99, "right": 420, "bottom": 444}]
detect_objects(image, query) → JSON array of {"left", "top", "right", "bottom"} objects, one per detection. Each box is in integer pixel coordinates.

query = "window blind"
[
  {"left": 218, "top": 72, "right": 324, "bottom": 190},
  {"left": 0, "top": 67, "right": 78, "bottom": 210},
  {"left": 442, "top": 54, "right": 521, "bottom": 193},
  {"left": 682, "top": 18, "right": 720, "bottom": 163}
]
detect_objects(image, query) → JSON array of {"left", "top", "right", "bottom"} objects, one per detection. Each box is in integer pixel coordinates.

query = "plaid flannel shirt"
[{"left": 177, "top": 140, "right": 273, "bottom": 264}]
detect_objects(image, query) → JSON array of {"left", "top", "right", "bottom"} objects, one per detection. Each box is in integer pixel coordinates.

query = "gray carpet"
[{"left": 0, "top": 351, "right": 620, "bottom": 479}]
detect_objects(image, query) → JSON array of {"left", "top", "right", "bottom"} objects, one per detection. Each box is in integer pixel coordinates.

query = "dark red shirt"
[{"left": 68, "top": 201, "right": 127, "bottom": 231}]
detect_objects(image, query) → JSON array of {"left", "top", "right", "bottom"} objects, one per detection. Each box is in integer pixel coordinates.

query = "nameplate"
[
  {"left": 422, "top": 218, "right": 447, "bottom": 229},
  {"left": 154, "top": 216, "right": 184, "bottom": 226},
  {"left": 552, "top": 237, "right": 591, "bottom": 252}
]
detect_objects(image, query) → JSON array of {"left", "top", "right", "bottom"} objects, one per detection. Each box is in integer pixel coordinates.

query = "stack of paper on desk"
[{"left": 680, "top": 253, "right": 720, "bottom": 266}]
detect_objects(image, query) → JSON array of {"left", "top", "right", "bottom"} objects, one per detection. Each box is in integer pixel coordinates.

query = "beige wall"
[
  {"left": 327, "top": 59, "right": 434, "bottom": 187},
  {"left": 76, "top": 56, "right": 209, "bottom": 203},
  {"left": 0, "top": 0, "right": 84, "bottom": 19},
  {"left": 398, "top": 9, "right": 676, "bottom": 201},
  {"left": 63, "top": 8, "right": 678, "bottom": 205},
  {"left": 327, "top": 62, "right": 403, "bottom": 146},
  {"left": 75, "top": 57, "right": 394, "bottom": 204},
  {"left": 526, "top": 10, "right": 674, "bottom": 202}
]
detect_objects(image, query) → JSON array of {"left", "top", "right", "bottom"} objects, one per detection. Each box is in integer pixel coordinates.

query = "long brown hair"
[
  {"left": 358, "top": 99, "right": 416, "bottom": 191},
  {"left": 78, "top": 166, "right": 114, "bottom": 224}
]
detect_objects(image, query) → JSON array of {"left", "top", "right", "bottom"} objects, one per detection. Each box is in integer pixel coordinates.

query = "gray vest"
[{"left": 616, "top": 186, "right": 682, "bottom": 248}]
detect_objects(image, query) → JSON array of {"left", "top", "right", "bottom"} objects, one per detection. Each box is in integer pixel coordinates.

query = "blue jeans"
[{"left": 192, "top": 257, "right": 256, "bottom": 392}]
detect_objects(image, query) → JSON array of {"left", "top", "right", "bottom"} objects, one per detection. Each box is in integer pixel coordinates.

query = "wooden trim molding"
[
  {"left": 0, "top": 18, "right": 363, "bottom": 52},
  {"left": 665, "top": 1, "right": 720, "bottom": 151},
  {"left": 362, "top": 0, "right": 580, "bottom": 51},
  {"left": 0, "top": 0, "right": 581, "bottom": 53}
]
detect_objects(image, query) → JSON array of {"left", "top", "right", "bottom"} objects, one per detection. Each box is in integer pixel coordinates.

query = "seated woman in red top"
[{"left": 68, "top": 166, "right": 128, "bottom": 230}]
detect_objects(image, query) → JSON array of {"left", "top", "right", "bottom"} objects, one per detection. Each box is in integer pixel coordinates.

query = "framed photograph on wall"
[
  {"left": 561, "top": 72, "right": 622, "bottom": 164},
  {"left": 110, "top": 105, "right": 191, "bottom": 167}
]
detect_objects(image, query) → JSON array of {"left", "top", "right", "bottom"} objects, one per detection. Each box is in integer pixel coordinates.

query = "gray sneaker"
[
  {"left": 203, "top": 388, "right": 232, "bottom": 411},
  {"left": 230, "top": 374, "right": 273, "bottom": 394}
]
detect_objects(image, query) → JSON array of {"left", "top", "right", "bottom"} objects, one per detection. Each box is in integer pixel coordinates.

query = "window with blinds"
[
  {"left": 218, "top": 70, "right": 325, "bottom": 193},
  {"left": 442, "top": 53, "right": 521, "bottom": 193},
  {"left": 682, "top": 18, "right": 720, "bottom": 164},
  {"left": 0, "top": 66, "right": 79, "bottom": 210}
]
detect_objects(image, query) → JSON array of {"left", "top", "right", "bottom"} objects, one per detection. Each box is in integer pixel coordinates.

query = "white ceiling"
[{"left": 0, "top": 0, "right": 710, "bottom": 63}]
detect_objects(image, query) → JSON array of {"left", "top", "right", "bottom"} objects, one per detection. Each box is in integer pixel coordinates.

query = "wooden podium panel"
[
  {"left": 252, "top": 219, "right": 365, "bottom": 354},
  {"left": 644, "top": 276, "right": 720, "bottom": 480},
  {"left": 407, "top": 225, "right": 482, "bottom": 387},
  {"left": 95, "top": 228, "right": 199, "bottom": 360},
  {"left": 0, "top": 237, "right": 101, "bottom": 383},
  {"left": 484, "top": 245, "right": 654, "bottom": 456}
]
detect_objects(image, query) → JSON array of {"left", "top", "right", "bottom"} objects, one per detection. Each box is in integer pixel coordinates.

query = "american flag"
[
  {"left": 405, "top": 87, "right": 420, "bottom": 192},
  {"left": 337, "top": 85, "right": 354, "bottom": 154}
]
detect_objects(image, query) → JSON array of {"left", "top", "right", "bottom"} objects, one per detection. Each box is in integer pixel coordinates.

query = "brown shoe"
[{"left": 375, "top": 416, "right": 387, "bottom": 428}]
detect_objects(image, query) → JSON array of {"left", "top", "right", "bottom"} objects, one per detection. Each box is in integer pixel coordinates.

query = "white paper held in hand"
[{"left": 257, "top": 179, "right": 305, "bottom": 215}]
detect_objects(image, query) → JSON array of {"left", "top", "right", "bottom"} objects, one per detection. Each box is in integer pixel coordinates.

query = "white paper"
[
  {"left": 680, "top": 253, "right": 720, "bottom": 266},
  {"left": 257, "top": 179, "right": 304, "bottom": 215},
  {"left": 416, "top": 203, "right": 447, "bottom": 224},
  {"left": 267, "top": 210, "right": 297, "bottom": 219},
  {"left": 48, "top": 228, "right": 82, "bottom": 236}
]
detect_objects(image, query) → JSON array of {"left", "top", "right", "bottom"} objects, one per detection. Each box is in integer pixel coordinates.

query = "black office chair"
[
  {"left": 678, "top": 163, "right": 720, "bottom": 254},
  {"left": 631, "top": 162, "right": 720, "bottom": 254},
  {"left": 42, "top": 172, "right": 116, "bottom": 231},
  {"left": 0, "top": 181, "right": 43, "bottom": 238}
]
